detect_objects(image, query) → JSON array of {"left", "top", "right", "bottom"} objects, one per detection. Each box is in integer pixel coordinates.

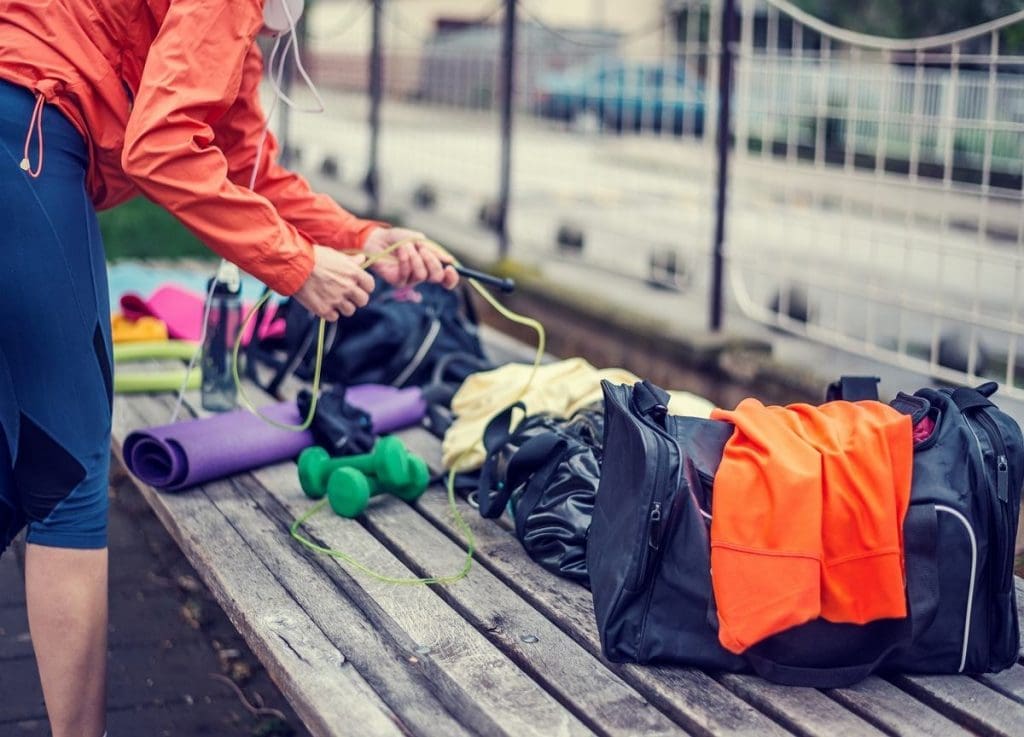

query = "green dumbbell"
[
  {"left": 326, "top": 458, "right": 431, "bottom": 518},
  {"left": 297, "top": 436, "right": 416, "bottom": 499}
]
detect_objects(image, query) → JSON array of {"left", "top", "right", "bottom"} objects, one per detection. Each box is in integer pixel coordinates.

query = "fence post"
[
  {"left": 709, "top": 0, "right": 736, "bottom": 332},
  {"left": 497, "top": 0, "right": 517, "bottom": 259},
  {"left": 365, "top": 0, "right": 383, "bottom": 216}
]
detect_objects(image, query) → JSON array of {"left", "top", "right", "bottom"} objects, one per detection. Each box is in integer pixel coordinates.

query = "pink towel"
[{"left": 119, "top": 284, "right": 285, "bottom": 344}]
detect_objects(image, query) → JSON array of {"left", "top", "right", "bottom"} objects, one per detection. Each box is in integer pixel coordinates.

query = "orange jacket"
[
  {"left": 709, "top": 399, "right": 913, "bottom": 654},
  {"left": 0, "top": 0, "right": 381, "bottom": 295}
]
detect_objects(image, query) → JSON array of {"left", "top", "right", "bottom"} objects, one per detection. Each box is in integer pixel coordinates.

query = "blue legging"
[{"left": 0, "top": 79, "right": 112, "bottom": 552}]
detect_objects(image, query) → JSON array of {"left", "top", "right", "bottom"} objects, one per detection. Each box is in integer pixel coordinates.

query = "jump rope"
[{"left": 171, "top": 3, "right": 546, "bottom": 585}]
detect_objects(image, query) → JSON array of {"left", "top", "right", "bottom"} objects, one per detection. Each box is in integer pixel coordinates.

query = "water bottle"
[{"left": 201, "top": 262, "right": 242, "bottom": 412}]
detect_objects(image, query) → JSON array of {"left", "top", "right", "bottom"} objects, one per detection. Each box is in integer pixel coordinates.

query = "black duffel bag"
[{"left": 587, "top": 378, "right": 1023, "bottom": 687}]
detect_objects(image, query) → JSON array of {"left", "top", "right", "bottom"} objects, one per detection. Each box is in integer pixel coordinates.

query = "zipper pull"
[
  {"left": 648, "top": 502, "right": 663, "bottom": 551},
  {"left": 997, "top": 454, "right": 1009, "bottom": 503}
]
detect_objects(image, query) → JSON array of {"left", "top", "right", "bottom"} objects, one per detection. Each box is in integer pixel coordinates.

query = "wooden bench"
[{"left": 111, "top": 326, "right": 1024, "bottom": 737}]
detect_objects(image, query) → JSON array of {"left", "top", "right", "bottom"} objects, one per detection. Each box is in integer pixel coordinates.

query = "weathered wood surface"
[
  {"left": 112, "top": 394, "right": 406, "bottom": 737},
  {"left": 110, "top": 335, "right": 1024, "bottom": 737}
]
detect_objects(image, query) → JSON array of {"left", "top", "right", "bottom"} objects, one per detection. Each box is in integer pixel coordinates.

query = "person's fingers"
[
  {"left": 408, "top": 246, "right": 428, "bottom": 283},
  {"left": 418, "top": 243, "right": 446, "bottom": 283},
  {"left": 394, "top": 244, "right": 413, "bottom": 287},
  {"left": 349, "top": 285, "right": 371, "bottom": 308},
  {"left": 354, "top": 267, "right": 376, "bottom": 293},
  {"left": 335, "top": 297, "right": 357, "bottom": 317},
  {"left": 440, "top": 264, "right": 459, "bottom": 289},
  {"left": 323, "top": 308, "right": 340, "bottom": 322}
]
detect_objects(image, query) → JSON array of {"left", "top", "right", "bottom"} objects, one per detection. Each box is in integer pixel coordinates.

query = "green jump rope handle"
[
  {"left": 326, "top": 458, "right": 430, "bottom": 518},
  {"left": 113, "top": 340, "right": 199, "bottom": 362},
  {"left": 297, "top": 436, "right": 416, "bottom": 498},
  {"left": 113, "top": 340, "right": 201, "bottom": 394},
  {"left": 114, "top": 370, "right": 201, "bottom": 394}
]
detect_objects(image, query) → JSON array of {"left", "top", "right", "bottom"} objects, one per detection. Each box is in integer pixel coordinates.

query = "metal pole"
[
  {"left": 365, "top": 0, "right": 383, "bottom": 215},
  {"left": 709, "top": 0, "right": 736, "bottom": 332},
  {"left": 497, "top": 0, "right": 517, "bottom": 259}
]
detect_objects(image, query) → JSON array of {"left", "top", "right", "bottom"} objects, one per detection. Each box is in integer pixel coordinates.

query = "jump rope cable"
[
  {"left": 164, "top": 10, "right": 546, "bottom": 584},
  {"left": 233, "top": 239, "right": 546, "bottom": 585}
]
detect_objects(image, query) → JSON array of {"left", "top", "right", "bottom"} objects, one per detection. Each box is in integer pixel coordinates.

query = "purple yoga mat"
[
  {"left": 346, "top": 384, "right": 426, "bottom": 432},
  {"left": 124, "top": 402, "right": 314, "bottom": 492}
]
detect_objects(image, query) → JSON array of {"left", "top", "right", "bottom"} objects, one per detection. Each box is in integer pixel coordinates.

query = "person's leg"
[
  {"left": 0, "top": 79, "right": 113, "bottom": 737},
  {"left": 25, "top": 544, "right": 108, "bottom": 737}
]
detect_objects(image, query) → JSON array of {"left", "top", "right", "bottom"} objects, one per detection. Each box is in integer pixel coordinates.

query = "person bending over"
[{"left": 0, "top": 2, "right": 456, "bottom": 735}]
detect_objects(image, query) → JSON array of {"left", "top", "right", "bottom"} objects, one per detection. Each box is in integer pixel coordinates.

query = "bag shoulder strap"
[{"left": 825, "top": 376, "right": 880, "bottom": 402}]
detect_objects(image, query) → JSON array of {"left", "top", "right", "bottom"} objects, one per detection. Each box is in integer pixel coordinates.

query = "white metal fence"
[
  {"left": 727, "top": 0, "right": 1024, "bottom": 396},
  {"left": 281, "top": 0, "right": 1024, "bottom": 397}
]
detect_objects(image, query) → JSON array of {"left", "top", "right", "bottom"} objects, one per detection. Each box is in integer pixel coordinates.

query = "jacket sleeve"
[
  {"left": 215, "top": 45, "right": 384, "bottom": 251},
  {"left": 121, "top": 0, "right": 313, "bottom": 295}
]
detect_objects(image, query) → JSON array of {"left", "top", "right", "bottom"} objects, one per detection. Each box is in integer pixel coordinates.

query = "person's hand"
[
  {"left": 362, "top": 227, "right": 459, "bottom": 290},
  {"left": 293, "top": 245, "right": 376, "bottom": 321}
]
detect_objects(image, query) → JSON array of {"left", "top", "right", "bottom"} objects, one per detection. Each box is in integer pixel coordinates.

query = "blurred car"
[{"left": 533, "top": 59, "right": 706, "bottom": 136}]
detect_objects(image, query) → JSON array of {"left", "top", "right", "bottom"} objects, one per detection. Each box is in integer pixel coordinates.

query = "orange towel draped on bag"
[{"left": 709, "top": 399, "right": 914, "bottom": 654}]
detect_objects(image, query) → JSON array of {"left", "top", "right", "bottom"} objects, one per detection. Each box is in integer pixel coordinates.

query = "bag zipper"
[
  {"left": 965, "top": 407, "right": 1015, "bottom": 664},
  {"left": 966, "top": 411, "right": 1011, "bottom": 583},
  {"left": 628, "top": 396, "right": 682, "bottom": 591}
]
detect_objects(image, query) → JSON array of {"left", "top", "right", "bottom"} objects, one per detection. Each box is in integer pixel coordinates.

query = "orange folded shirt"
[
  {"left": 111, "top": 314, "right": 169, "bottom": 344},
  {"left": 709, "top": 399, "right": 913, "bottom": 654}
]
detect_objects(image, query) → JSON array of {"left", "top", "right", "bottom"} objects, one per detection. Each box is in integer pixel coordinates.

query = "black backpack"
[
  {"left": 587, "top": 379, "right": 1023, "bottom": 687},
  {"left": 250, "top": 277, "right": 492, "bottom": 400}
]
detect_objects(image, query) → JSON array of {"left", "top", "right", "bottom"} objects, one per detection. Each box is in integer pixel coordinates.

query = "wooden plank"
[
  {"left": 117, "top": 379, "right": 472, "bottom": 737},
  {"left": 356, "top": 483, "right": 691, "bottom": 737},
  {"left": 410, "top": 487, "right": 793, "bottom": 737},
  {"left": 196, "top": 473, "right": 477, "bottom": 737},
  {"left": 979, "top": 665, "right": 1024, "bottom": 705},
  {"left": 112, "top": 396, "right": 406, "bottom": 737},
  {"left": 826, "top": 679, "right": 973, "bottom": 737},
  {"left": 247, "top": 461, "right": 596, "bottom": 737},
  {"left": 891, "top": 673, "right": 1024, "bottom": 737},
  {"left": 717, "top": 675, "right": 888, "bottom": 737}
]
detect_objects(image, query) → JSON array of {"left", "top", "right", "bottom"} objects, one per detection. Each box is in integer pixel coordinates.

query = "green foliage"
[
  {"left": 98, "top": 197, "right": 213, "bottom": 261},
  {"left": 791, "top": 0, "right": 1024, "bottom": 38}
]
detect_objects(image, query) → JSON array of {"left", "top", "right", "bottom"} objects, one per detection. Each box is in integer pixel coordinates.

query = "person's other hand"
[
  {"left": 362, "top": 227, "right": 459, "bottom": 289},
  {"left": 293, "top": 244, "right": 376, "bottom": 321}
]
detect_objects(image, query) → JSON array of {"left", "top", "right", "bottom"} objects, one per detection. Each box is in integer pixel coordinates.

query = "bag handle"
[
  {"left": 742, "top": 503, "right": 940, "bottom": 687},
  {"left": 475, "top": 402, "right": 527, "bottom": 518},
  {"left": 825, "top": 376, "right": 881, "bottom": 403}
]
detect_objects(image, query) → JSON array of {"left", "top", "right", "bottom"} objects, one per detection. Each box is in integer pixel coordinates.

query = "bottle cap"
[{"left": 209, "top": 262, "right": 242, "bottom": 296}]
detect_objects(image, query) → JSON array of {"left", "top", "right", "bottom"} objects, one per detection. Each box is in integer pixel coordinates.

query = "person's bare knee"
[{"left": 25, "top": 544, "right": 108, "bottom": 737}]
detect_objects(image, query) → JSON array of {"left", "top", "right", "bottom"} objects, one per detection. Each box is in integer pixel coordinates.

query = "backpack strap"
[
  {"left": 476, "top": 402, "right": 527, "bottom": 518},
  {"left": 825, "top": 376, "right": 880, "bottom": 402},
  {"left": 951, "top": 384, "right": 998, "bottom": 413}
]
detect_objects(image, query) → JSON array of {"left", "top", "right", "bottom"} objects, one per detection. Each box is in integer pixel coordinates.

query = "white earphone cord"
[{"left": 168, "top": 9, "right": 324, "bottom": 421}]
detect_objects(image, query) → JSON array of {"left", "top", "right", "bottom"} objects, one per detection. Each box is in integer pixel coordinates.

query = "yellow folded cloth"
[
  {"left": 111, "top": 313, "right": 169, "bottom": 344},
  {"left": 442, "top": 357, "right": 715, "bottom": 471}
]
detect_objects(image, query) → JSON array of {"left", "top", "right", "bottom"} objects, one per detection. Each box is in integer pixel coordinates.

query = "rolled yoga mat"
[
  {"left": 124, "top": 401, "right": 314, "bottom": 491},
  {"left": 346, "top": 384, "right": 427, "bottom": 432}
]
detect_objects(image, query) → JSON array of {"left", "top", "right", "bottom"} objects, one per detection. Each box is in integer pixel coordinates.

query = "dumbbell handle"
[
  {"left": 298, "top": 437, "right": 410, "bottom": 498},
  {"left": 327, "top": 460, "right": 430, "bottom": 518}
]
